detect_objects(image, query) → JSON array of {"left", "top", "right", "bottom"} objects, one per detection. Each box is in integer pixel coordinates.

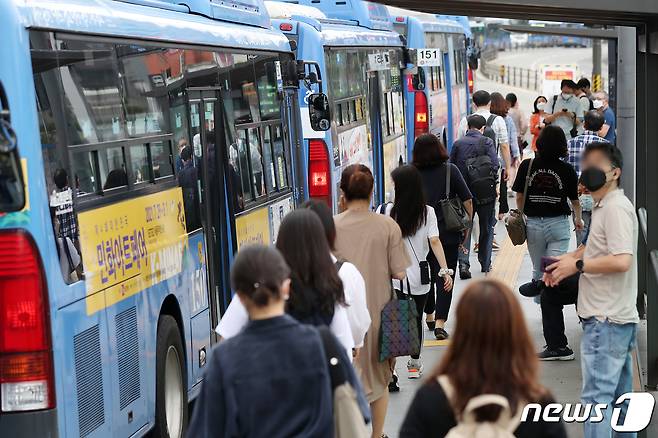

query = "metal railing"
[{"left": 480, "top": 47, "right": 541, "bottom": 92}]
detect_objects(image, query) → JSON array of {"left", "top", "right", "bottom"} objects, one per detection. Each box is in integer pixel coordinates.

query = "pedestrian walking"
[
  {"left": 492, "top": 92, "right": 519, "bottom": 230},
  {"left": 566, "top": 110, "right": 608, "bottom": 245},
  {"left": 593, "top": 91, "right": 616, "bottom": 144},
  {"left": 506, "top": 92, "right": 529, "bottom": 153},
  {"left": 513, "top": 126, "right": 582, "bottom": 360},
  {"left": 450, "top": 115, "right": 498, "bottom": 277},
  {"left": 458, "top": 90, "right": 512, "bottom": 180},
  {"left": 412, "top": 134, "right": 473, "bottom": 340},
  {"left": 377, "top": 164, "right": 454, "bottom": 379},
  {"left": 545, "top": 142, "right": 638, "bottom": 438},
  {"left": 333, "top": 164, "right": 411, "bottom": 438},
  {"left": 399, "top": 279, "right": 567, "bottom": 438},
  {"left": 216, "top": 209, "right": 355, "bottom": 356},
  {"left": 529, "top": 95, "right": 548, "bottom": 152},
  {"left": 543, "top": 79, "right": 583, "bottom": 139},
  {"left": 188, "top": 245, "right": 367, "bottom": 438}
]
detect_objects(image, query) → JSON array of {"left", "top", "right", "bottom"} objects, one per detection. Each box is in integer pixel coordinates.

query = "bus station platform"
[{"left": 385, "top": 219, "right": 654, "bottom": 438}]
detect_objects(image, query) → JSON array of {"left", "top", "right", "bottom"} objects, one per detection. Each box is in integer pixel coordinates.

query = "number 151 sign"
[{"left": 417, "top": 49, "right": 442, "bottom": 67}]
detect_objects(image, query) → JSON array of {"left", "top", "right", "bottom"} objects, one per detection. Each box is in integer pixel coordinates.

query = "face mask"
[
  {"left": 593, "top": 99, "right": 604, "bottom": 109},
  {"left": 580, "top": 167, "right": 613, "bottom": 192},
  {"left": 537, "top": 102, "right": 546, "bottom": 111},
  {"left": 561, "top": 92, "right": 572, "bottom": 100}
]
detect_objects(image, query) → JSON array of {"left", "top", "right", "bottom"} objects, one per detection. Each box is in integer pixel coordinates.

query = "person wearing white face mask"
[
  {"left": 529, "top": 95, "right": 548, "bottom": 153},
  {"left": 543, "top": 79, "right": 584, "bottom": 140},
  {"left": 592, "top": 91, "right": 616, "bottom": 144}
]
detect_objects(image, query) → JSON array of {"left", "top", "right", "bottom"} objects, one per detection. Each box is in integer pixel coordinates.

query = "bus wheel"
[{"left": 154, "top": 315, "right": 188, "bottom": 438}]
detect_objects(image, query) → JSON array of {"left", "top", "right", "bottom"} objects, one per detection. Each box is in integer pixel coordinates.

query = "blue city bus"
[
  {"left": 0, "top": 0, "right": 307, "bottom": 436},
  {"left": 267, "top": 0, "right": 406, "bottom": 206},
  {"left": 387, "top": 7, "right": 469, "bottom": 153}
]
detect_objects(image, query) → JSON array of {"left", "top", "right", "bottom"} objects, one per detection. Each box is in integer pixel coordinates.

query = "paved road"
[{"left": 490, "top": 46, "right": 610, "bottom": 88}]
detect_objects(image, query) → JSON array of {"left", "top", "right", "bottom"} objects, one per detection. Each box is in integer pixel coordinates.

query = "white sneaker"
[{"left": 407, "top": 359, "right": 423, "bottom": 379}]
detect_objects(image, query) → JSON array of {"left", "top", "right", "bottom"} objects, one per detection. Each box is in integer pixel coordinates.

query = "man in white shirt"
[
  {"left": 457, "top": 90, "right": 511, "bottom": 180},
  {"left": 544, "top": 141, "right": 638, "bottom": 438}
]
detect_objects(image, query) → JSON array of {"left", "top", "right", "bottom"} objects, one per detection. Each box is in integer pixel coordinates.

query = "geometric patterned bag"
[{"left": 378, "top": 280, "right": 421, "bottom": 362}]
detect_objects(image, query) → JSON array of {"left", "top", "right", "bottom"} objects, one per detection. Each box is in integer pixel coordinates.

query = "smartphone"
[{"left": 541, "top": 256, "right": 558, "bottom": 273}]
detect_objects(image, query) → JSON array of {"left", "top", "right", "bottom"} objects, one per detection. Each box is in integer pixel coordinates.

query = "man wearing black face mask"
[{"left": 544, "top": 142, "right": 638, "bottom": 438}]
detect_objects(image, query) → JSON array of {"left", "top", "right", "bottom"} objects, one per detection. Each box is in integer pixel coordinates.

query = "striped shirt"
[{"left": 565, "top": 130, "right": 608, "bottom": 176}]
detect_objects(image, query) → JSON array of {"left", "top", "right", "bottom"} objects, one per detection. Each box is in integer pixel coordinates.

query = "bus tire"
[{"left": 154, "top": 315, "right": 188, "bottom": 438}]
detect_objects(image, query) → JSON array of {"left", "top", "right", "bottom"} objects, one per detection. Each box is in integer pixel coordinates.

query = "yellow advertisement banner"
[
  {"left": 235, "top": 207, "right": 271, "bottom": 249},
  {"left": 77, "top": 188, "right": 188, "bottom": 315}
]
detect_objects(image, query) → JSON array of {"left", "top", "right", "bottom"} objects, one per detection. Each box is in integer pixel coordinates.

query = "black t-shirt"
[{"left": 512, "top": 157, "right": 578, "bottom": 217}]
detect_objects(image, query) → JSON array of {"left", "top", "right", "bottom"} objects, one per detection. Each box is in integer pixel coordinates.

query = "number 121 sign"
[{"left": 417, "top": 49, "right": 442, "bottom": 67}]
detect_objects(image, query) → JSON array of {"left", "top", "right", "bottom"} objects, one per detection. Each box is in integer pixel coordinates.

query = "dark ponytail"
[
  {"left": 230, "top": 245, "right": 290, "bottom": 307},
  {"left": 340, "top": 164, "right": 374, "bottom": 201}
]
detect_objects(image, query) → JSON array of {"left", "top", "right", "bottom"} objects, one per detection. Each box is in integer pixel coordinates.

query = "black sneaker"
[
  {"left": 459, "top": 267, "right": 472, "bottom": 280},
  {"left": 426, "top": 320, "right": 436, "bottom": 331},
  {"left": 538, "top": 346, "right": 575, "bottom": 361},
  {"left": 388, "top": 372, "right": 400, "bottom": 392},
  {"left": 519, "top": 280, "right": 544, "bottom": 297},
  {"left": 434, "top": 327, "right": 449, "bottom": 340}
]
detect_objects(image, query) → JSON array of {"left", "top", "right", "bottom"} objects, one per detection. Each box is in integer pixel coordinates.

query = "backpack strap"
[
  {"left": 334, "top": 259, "right": 345, "bottom": 272},
  {"left": 376, "top": 202, "right": 390, "bottom": 215},
  {"left": 551, "top": 94, "right": 558, "bottom": 113},
  {"left": 438, "top": 375, "right": 524, "bottom": 431},
  {"left": 486, "top": 114, "right": 497, "bottom": 127}
]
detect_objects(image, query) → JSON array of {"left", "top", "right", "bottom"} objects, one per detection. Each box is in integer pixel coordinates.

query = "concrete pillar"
[{"left": 616, "top": 26, "right": 636, "bottom": 202}]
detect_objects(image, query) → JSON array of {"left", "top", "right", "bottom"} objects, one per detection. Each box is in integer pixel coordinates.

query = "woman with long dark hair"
[
  {"left": 216, "top": 209, "right": 354, "bottom": 355},
  {"left": 491, "top": 92, "right": 518, "bottom": 226},
  {"left": 412, "top": 134, "right": 473, "bottom": 341},
  {"left": 334, "top": 164, "right": 411, "bottom": 438},
  {"left": 378, "top": 164, "right": 453, "bottom": 379},
  {"left": 400, "top": 280, "right": 566, "bottom": 437}
]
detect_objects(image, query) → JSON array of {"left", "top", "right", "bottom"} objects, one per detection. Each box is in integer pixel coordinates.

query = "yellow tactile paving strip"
[{"left": 423, "top": 237, "right": 526, "bottom": 348}]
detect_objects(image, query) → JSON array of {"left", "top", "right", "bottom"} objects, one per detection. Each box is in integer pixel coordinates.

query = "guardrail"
[{"left": 480, "top": 47, "right": 541, "bottom": 92}]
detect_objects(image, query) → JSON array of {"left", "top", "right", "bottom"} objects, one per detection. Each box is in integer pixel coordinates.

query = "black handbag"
[
  {"left": 440, "top": 162, "right": 471, "bottom": 232},
  {"left": 407, "top": 238, "right": 430, "bottom": 285}
]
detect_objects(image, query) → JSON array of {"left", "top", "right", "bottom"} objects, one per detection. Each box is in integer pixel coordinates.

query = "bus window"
[
  {"left": 247, "top": 127, "right": 264, "bottom": 197},
  {"left": 128, "top": 144, "right": 149, "bottom": 184},
  {"left": 99, "top": 146, "right": 127, "bottom": 190},
  {"left": 151, "top": 141, "right": 174, "bottom": 179},
  {"left": 272, "top": 125, "right": 288, "bottom": 190},
  {"left": 262, "top": 126, "right": 276, "bottom": 192},
  {"left": 236, "top": 130, "right": 253, "bottom": 202}
]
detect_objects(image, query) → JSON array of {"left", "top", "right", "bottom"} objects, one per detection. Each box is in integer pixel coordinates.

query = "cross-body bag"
[
  {"left": 504, "top": 158, "right": 534, "bottom": 246},
  {"left": 440, "top": 162, "right": 471, "bottom": 232},
  {"left": 407, "top": 238, "right": 430, "bottom": 285}
]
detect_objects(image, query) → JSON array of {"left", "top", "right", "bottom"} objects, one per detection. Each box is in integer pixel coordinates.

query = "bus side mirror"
[
  {"left": 308, "top": 93, "right": 330, "bottom": 131},
  {"left": 412, "top": 68, "right": 425, "bottom": 91}
]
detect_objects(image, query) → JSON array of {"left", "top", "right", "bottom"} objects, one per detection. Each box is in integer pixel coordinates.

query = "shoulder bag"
[
  {"left": 505, "top": 158, "right": 533, "bottom": 246},
  {"left": 440, "top": 162, "right": 471, "bottom": 232},
  {"left": 379, "top": 279, "right": 421, "bottom": 362}
]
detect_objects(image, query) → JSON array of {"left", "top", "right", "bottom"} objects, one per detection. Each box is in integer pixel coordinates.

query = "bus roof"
[
  {"left": 11, "top": 0, "right": 291, "bottom": 52},
  {"left": 276, "top": 0, "right": 394, "bottom": 31},
  {"left": 386, "top": 6, "right": 465, "bottom": 35},
  {"left": 265, "top": 1, "right": 327, "bottom": 20}
]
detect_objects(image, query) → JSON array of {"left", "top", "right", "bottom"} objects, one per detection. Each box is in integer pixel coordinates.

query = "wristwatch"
[
  {"left": 576, "top": 259, "right": 585, "bottom": 273},
  {"left": 439, "top": 268, "right": 454, "bottom": 277}
]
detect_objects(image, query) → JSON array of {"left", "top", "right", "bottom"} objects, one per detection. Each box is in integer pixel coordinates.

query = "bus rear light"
[
  {"left": 279, "top": 22, "right": 293, "bottom": 32},
  {"left": 395, "top": 16, "right": 404, "bottom": 22},
  {"left": 414, "top": 91, "right": 429, "bottom": 139},
  {"left": 0, "top": 231, "right": 54, "bottom": 412},
  {"left": 308, "top": 139, "right": 331, "bottom": 208},
  {"left": 468, "top": 68, "right": 475, "bottom": 94}
]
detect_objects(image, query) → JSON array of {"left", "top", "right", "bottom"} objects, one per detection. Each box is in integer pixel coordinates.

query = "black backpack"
[
  {"left": 464, "top": 137, "right": 497, "bottom": 205},
  {"left": 482, "top": 114, "right": 498, "bottom": 150}
]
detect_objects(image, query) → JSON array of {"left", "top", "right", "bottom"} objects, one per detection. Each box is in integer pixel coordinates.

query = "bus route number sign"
[
  {"left": 368, "top": 52, "right": 391, "bottom": 71},
  {"left": 417, "top": 49, "right": 442, "bottom": 67}
]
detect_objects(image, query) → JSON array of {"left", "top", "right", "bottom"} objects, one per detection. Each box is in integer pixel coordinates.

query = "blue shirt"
[
  {"left": 187, "top": 315, "right": 369, "bottom": 438},
  {"left": 450, "top": 130, "right": 500, "bottom": 181},
  {"left": 565, "top": 130, "right": 608, "bottom": 176},
  {"left": 602, "top": 107, "right": 616, "bottom": 144}
]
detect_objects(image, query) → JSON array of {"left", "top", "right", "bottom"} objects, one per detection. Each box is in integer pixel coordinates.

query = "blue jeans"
[
  {"left": 526, "top": 216, "right": 571, "bottom": 281},
  {"left": 581, "top": 318, "right": 637, "bottom": 438}
]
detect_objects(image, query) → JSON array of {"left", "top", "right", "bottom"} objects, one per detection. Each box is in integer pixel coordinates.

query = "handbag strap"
[
  {"left": 519, "top": 158, "right": 534, "bottom": 215},
  {"left": 407, "top": 237, "right": 421, "bottom": 264},
  {"left": 444, "top": 162, "right": 451, "bottom": 200}
]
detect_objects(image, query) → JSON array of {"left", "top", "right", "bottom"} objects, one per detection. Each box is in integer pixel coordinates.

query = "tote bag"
[
  {"left": 379, "top": 280, "right": 421, "bottom": 362},
  {"left": 505, "top": 159, "right": 534, "bottom": 246},
  {"left": 440, "top": 162, "right": 471, "bottom": 232}
]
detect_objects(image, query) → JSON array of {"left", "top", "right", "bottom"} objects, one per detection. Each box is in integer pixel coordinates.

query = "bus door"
[
  {"left": 367, "top": 69, "right": 384, "bottom": 205},
  {"left": 186, "top": 88, "right": 231, "bottom": 342}
]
